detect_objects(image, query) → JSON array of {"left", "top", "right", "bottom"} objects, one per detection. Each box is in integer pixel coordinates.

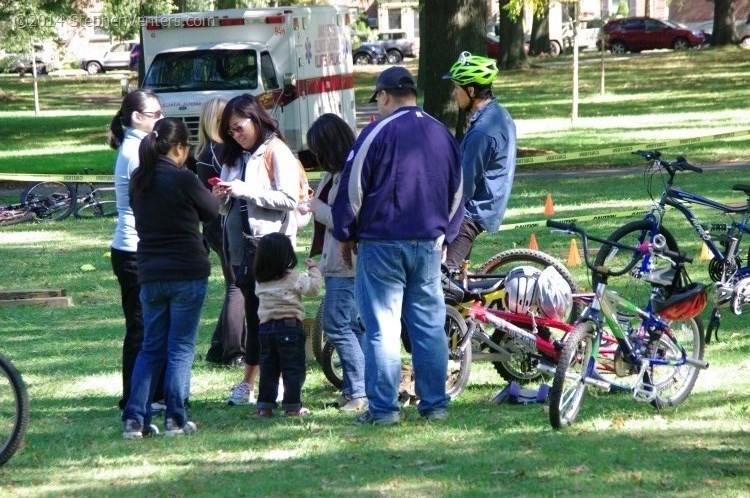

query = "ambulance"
[{"left": 138, "top": 6, "right": 356, "bottom": 164}]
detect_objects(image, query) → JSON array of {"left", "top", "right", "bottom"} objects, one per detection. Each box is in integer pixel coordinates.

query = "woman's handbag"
[{"left": 234, "top": 236, "right": 256, "bottom": 289}]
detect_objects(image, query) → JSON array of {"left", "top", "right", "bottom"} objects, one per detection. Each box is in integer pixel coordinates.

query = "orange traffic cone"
[
  {"left": 699, "top": 242, "right": 712, "bottom": 261},
  {"left": 528, "top": 233, "right": 539, "bottom": 251},
  {"left": 567, "top": 238, "right": 582, "bottom": 267},
  {"left": 544, "top": 193, "right": 555, "bottom": 216}
]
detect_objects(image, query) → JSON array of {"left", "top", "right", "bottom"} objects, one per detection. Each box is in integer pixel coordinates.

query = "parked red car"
[
  {"left": 486, "top": 34, "right": 530, "bottom": 58},
  {"left": 598, "top": 17, "right": 705, "bottom": 54}
]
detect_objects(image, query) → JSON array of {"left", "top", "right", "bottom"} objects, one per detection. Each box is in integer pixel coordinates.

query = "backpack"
[{"left": 263, "top": 138, "right": 314, "bottom": 228}]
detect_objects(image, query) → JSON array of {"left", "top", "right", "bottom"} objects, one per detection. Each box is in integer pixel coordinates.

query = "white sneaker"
[
  {"left": 164, "top": 418, "right": 197, "bottom": 436},
  {"left": 227, "top": 382, "right": 255, "bottom": 406}
]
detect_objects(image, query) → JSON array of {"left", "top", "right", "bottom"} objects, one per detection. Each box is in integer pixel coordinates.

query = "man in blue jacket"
[
  {"left": 332, "top": 66, "right": 464, "bottom": 424},
  {"left": 442, "top": 52, "right": 517, "bottom": 268}
]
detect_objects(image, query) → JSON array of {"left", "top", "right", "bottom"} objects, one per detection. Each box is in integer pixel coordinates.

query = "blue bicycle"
[
  {"left": 593, "top": 150, "right": 750, "bottom": 342},
  {"left": 547, "top": 220, "right": 708, "bottom": 429}
]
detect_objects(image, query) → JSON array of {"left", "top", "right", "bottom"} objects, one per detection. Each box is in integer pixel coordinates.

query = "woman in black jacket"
[{"left": 121, "top": 118, "right": 220, "bottom": 439}]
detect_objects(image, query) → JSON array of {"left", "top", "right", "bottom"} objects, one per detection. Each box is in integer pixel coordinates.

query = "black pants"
[
  {"left": 257, "top": 319, "right": 306, "bottom": 409},
  {"left": 111, "top": 248, "right": 164, "bottom": 409},
  {"left": 205, "top": 239, "right": 246, "bottom": 364},
  {"left": 445, "top": 217, "right": 484, "bottom": 269},
  {"left": 234, "top": 259, "right": 261, "bottom": 367}
]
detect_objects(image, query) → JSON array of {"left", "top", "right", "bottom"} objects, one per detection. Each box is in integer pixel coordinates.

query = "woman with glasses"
[
  {"left": 122, "top": 117, "right": 220, "bottom": 438},
  {"left": 108, "top": 89, "right": 167, "bottom": 413},
  {"left": 195, "top": 98, "right": 247, "bottom": 369},
  {"left": 212, "top": 94, "right": 300, "bottom": 407}
]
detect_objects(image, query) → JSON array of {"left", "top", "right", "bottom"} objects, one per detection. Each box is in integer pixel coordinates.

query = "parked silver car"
[{"left": 79, "top": 41, "right": 137, "bottom": 75}]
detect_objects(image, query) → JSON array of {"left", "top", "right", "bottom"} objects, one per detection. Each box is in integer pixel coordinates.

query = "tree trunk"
[
  {"left": 529, "top": 8, "right": 550, "bottom": 56},
  {"left": 713, "top": 0, "right": 738, "bottom": 45},
  {"left": 420, "top": 0, "right": 487, "bottom": 131},
  {"left": 498, "top": 0, "right": 527, "bottom": 70}
]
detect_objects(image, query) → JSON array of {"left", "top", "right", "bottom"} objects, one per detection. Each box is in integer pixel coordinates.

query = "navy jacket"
[{"left": 332, "top": 106, "right": 464, "bottom": 243}]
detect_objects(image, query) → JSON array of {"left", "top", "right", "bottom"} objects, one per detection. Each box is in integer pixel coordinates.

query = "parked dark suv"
[
  {"left": 598, "top": 17, "right": 705, "bottom": 54},
  {"left": 352, "top": 42, "right": 387, "bottom": 65}
]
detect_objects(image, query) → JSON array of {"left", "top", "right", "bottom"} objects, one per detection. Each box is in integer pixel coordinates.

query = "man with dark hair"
[
  {"left": 442, "top": 51, "right": 517, "bottom": 269},
  {"left": 332, "top": 66, "right": 464, "bottom": 425}
]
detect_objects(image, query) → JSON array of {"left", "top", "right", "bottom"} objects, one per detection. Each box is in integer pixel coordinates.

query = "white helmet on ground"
[
  {"left": 503, "top": 266, "right": 541, "bottom": 314},
  {"left": 536, "top": 266, "right": 573, "bottom": 321}
]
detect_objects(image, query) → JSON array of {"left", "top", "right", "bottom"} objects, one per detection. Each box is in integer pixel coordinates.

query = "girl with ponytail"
[
  {"left": 109, "top": 89, "right": 166, "bottom": 415},
  {"left": 123, "top": 117, "right": 220, "bottom": 439}
]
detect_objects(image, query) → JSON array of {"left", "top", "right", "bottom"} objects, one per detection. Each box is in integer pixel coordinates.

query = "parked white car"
[
  {"left": 561, "top": 20, "right": 605, "bottom": 51},
  {"left": 79, "top": 41, "right": 137, "bottom": 75}
]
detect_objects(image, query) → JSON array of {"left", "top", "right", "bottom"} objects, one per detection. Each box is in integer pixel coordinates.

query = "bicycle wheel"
[
  {"left": 649, "top": 316, "right": 704, "bottom": 409},
  {"left": 0, "top": 353, "right": 29, "bottom": 466},
  {"left": 21, "top": 181, "right": 75, "bottom": 221},
  {"left": 593, "top": 220, "right": 680, "bottom": 305},
  {"left": 549, "top": 322, "right": 595, "bottom": 429},
  {"left": 75, "top": 200, "right": 118, "bottom": 218},
  {"left": 311, "top": 303, "right": 326, "bottom": 365},
  {"left": 445, "top": 305, "right": 471, "bottom": 399},
  {"left": 479, "top": 248, "right": 580, "bottom": 383},
  {"left": 320, "top": 339, "right": 343, "bottom": 390}
]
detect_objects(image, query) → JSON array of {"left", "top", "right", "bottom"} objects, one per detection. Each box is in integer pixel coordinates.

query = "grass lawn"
[
  {"left": 0, "top": 47, "right": 748, "bottom": 177},
  {"left": 1, "top": 166, "right": 750, "bottom": 496},
  {"left": 0, "top": 46, "right": 749, "bottom": 496}
]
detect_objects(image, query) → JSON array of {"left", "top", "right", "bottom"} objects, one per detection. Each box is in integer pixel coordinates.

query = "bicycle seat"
[{"left": 732, "top": 184, "right": 750, "bottom": 195}]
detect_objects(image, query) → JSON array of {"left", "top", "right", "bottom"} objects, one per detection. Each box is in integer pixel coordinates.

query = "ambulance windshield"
[{"left": 144, "top": 49, "right": 259, "bottom": 92}]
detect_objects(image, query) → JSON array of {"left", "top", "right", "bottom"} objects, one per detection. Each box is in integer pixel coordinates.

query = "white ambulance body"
[{"left": 140, "top": 6, "right": 356, "bottom": 162}]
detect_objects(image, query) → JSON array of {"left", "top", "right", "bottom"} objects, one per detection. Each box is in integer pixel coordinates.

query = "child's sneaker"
[
  {"left": 122, "top": 419, "right": 159, "bottom": 439},
  {"left": 257, "top": 408, "right": 274, "bottom": 418},
  {"left": 227, "top": 382, "right": 255, "bottom": 406},
  {"left": 284, "top": 407, "right": 310, "bottom": 417},
  {"left": 164, "top": 418, "right": 198, "bottom": 436}
]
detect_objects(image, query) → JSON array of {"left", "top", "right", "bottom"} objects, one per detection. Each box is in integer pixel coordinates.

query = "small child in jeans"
[{"left": 253, "top": 232, "right": 322, "bottom": 417}]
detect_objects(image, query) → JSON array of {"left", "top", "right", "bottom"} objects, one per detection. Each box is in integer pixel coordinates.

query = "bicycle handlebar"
[
  {"left": 546, "top": 219, "right": 693, "bottom": 276},
  {"left": 633, "top": 150, "right": 703, "bottom": 174}
]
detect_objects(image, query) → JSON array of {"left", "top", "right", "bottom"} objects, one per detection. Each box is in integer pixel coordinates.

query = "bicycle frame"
[{"left": 647, "top": 184, "right": 750, "bottom": 277}]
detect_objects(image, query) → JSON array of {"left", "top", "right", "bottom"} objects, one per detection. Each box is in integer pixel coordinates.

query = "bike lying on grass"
[
  {"left": 547, "top": 219, "right": 709, "bottom": 429},
  {"left": 0, "top": 353, "right": 29, "bottom": 466},
  {"left": 21, "top": 177, "right": 117, "bottom": 220},
  {"left": 319, "top": 249, "right": 581, "bottom": 398},
  {"left": 593, "top": 149, "right": 750, "bottom": 342}
]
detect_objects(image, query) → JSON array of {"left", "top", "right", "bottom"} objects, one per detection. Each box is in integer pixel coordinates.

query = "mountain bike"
[
  {"left": 0, "top": 353, "right": 29, "bottom": 466},
  {"left": 22, "top": 176, "right": 117, "bottom": 220},
  {"left": 319, "top": 249, "right": 580, "bottom": 397},
  {"left": 593, "top": 150, "right": 750, "bottom": 343},
  {"left": 547, "top": 219, "right": 709, "bottom": 429}
]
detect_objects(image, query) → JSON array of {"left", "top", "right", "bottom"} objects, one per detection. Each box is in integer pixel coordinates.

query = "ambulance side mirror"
[{"left": 283, "top": 72, "right": 297, "bottom": 99}]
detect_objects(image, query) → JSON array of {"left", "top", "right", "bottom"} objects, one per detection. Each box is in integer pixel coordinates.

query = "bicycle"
[
  {"left": 0, "top": 352, "right": 29, "bottom": 466},
  {"left": 319, "top": 248, "right": 581, "bottom": 397},
  {"left": 546, "top": 219, "right": 709, "bottom": 429},
  {"left": 21, "top": 174, "right": 117, "bottom": 220},
  {"left": 593, "top": 149, "right": 750, "bottom": 342}
]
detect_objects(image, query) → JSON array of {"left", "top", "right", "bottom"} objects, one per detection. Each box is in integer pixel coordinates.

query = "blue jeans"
[
  {"left": 122, "top": 278, "right": 207, "bottom": 427},
  {"left": 356, "top": 239, "right": 449, "bottom": 418},
  {"left": 323, "top": 277, "right": 365, "bottom": 399},
  {"left": 257, "top": 319, "right": 306, "bottom": 411}
]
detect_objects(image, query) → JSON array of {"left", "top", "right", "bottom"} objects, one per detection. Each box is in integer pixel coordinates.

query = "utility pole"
[{"left": 31, "top": 42, "right": 40, "bottom": 116}]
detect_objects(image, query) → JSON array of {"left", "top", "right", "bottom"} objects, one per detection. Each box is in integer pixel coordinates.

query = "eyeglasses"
[
  {"left": 140, "top": 110, "right": 163, "bottom": 119},
  {"left": 227, "top": 118, "right": 251, "bottom": 136}
]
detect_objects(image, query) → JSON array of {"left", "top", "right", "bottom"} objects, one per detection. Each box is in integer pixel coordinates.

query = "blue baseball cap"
[{"left": 369, "top": 66, "right": 417, "bottom": 103}]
